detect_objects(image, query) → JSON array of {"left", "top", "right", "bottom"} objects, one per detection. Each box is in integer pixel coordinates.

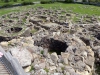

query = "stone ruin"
[{"left": 0, "top": 7, "right": 100, "bottom": 75}]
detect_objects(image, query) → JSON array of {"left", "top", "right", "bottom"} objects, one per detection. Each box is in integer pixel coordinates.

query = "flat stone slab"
[{"left": 44, "top": 23, "right": 58, "bottom": 27}]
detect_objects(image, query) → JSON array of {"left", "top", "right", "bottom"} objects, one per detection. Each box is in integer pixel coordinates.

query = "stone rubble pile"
[{"left": 0, "top": 7, "right": 100, "bottom": 75}]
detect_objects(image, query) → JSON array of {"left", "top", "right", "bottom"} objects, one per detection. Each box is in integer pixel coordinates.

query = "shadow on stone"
[
  {"left": 80, "top": 37, "right": 90, "bottom": 46},
  {"left": 95, "top": 34, "right": 100, "bottom": 40},
  {"left": 34, "top": 37, "right": 68, "bottom": 55},
  {"left": 0, "top": 36, "right": 11, "bottom": 42},
  {"left": 48, "top": 38, "right": 68, "bottom": 55},
  {"left": 7, "top": 27, "right": 22, "bottom": 33}
]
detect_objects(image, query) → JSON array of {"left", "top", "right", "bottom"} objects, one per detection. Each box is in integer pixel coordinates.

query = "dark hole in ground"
[
  {"left": 7, "top": 27, "right": 22, "bottom": 33},
  {"left": 0, "top": 36, "right": 11, "bottom": 42},
  {"left": 34, "top": 37, "right": 68, "bottom": 55},
  {"left": 11, "top": 27, "right": 22, "bottom": 33},
  {"left": 49, "top": 38, "right": 68, "bottom": 55},
  {"left": 95, "top": 33, "right": 100, "bottom": 40}
]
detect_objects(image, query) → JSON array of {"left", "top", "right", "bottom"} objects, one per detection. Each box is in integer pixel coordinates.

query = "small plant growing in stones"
[
  {"left": 44, "top": 68, "right": 49, "bottom": 73},
  {"left": 48, "top": 50, "right": 55, "bottom": 54},
  {"left": 41, "top": 50, "right": 44, "bottom": 54},
  {"left": 8, "top": 42, "right": 12, "bottom": 46},
  {"left": 61, "top": 67, "right": 65, "bottom": 71},
  {"left": 29, "top": 65, "right": 34, "bottom": 72},
  {"left": 30, "top": 29, "right": 37, "bottom": 34}
]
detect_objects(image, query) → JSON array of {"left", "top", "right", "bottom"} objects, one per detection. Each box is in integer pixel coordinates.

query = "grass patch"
[
  {"left": 0, "top": 8, "right": 20, "bottom": 16},
  {"left": 30, "top": 29, "right": 38, "bottom": 34},
  {"left": 21, "top": 1, "right": 34, "bottom": 5},
  {"left": 61, "top": 67, "right": 65, "bottom": 71},
  {"left": 41, "top": 50, "right": 44, "bottom": 54},
  {"left": 73, "top": 17, "right": 80, "bottom": 22},
  {"left": 41, "top": 0, "right": 54, "bottom": 4},
  {"left": 0, "top": 0, "right": 38, "bottom": 5},
  {"left": 0, "top": 3, "right": 100, "bottom": 16},
  {"left": 29, "top": 65, "right": 34, "bottom": 72},
  {"left": 44, "top": 68, "right": 49, "bottom": 73}
]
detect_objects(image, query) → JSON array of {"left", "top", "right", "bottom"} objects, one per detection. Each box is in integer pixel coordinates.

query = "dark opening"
[
  {"left": 7, "top": 27, "right": 22, "bottom": 33},
  {"left": 11, "top": 27, "right": 22, "bottom": 33},
  {"left": 95, "top": 33, "right": 100, "bottom": 40},
  {"left": 0, "top": 36, "right": 11, "bottom": 42},
  {"left": 49, "top": 38, "right": 68, "bottom": 55},
  {"left": 34, "top": 37, "right": 68, "bottom": 55},
  {"left": 11, "top": 28, "right": 14, "bottom": 31},
  {"left": 80, "top": 37, "right": 90, "bottom": 46}
]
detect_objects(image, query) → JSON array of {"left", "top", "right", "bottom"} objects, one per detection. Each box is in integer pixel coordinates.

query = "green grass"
[
  {"left": 38, "top": 3, "right": 100, "bottom": 16},
  {"left": 0, "top": 8, "right": 20, "bottom": 16},
  {"left": 29, "top": 65, "right": 34, "bottom": 72},
  {"left": 40, "top": 50, "right": 44, "bottom": 54},
  {"left": 30, "top": 29, "right": 38, "bottom": 34},
  {"left": 0, "top": 3, "right": 100, "bottom": 16},
  {"left": 0, "top": 0, "right": 39, "bottom": 5},
  {"left": 44, "top": 68, "right": 49, "bottom": 73}
]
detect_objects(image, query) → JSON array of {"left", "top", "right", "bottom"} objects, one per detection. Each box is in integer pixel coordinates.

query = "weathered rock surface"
[
  {"left": 10, "top": 46, "right": 33, "bottom": 67},
  {"left": 0, "top": 7, "right": 100, "bottom": 75}
]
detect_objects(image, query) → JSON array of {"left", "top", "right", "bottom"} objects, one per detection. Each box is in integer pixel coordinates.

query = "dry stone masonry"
[{"left": 0, "top": 7, "right": 100, "bottom": 75}]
